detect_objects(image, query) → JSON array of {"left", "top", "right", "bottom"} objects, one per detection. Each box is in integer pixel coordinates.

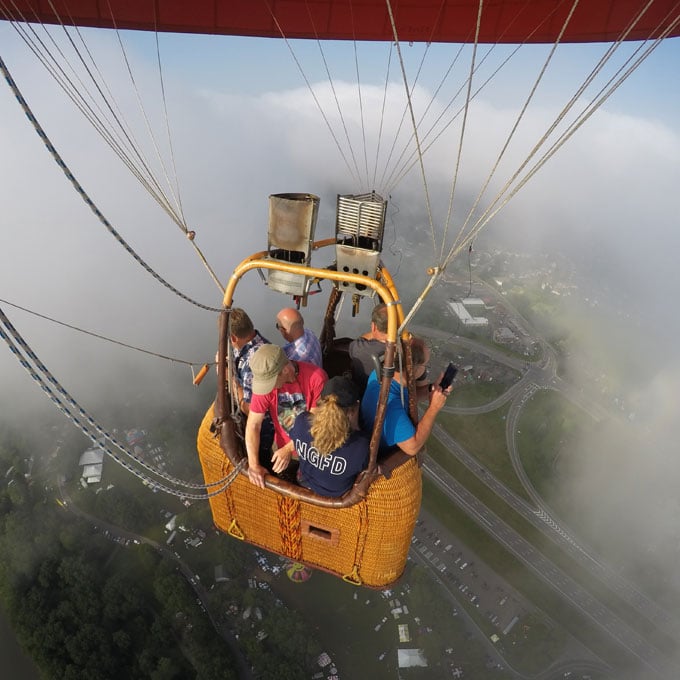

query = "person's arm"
[
  {"left": 397, "top": 383, "right": 451, "bottom": 456},
  {"left": 237, "top": 386, "right": 250, "bottom": 415},
  {"left": 245, "top": 411, "right": 266, "bottom": 488},
  {"left": 271, "top": 440, "right": 294, "bottom": 474}
]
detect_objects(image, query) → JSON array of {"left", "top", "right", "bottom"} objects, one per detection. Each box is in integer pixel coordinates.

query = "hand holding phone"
[{"left": 439, "top": 362, "right": 458, "bottom": 390}]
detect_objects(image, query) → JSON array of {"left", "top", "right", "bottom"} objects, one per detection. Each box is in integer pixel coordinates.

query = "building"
[
  {"left": 398, "top": 623, "right": 410, "bottom": 642},
  {"left": 79, "top": 447, "right": 104, "bottom": 484},
  {"left": 448, "top": 301, "right": 488, "bottom": 327},
  {"left": 398, "top": 649, "right": 427, "bottom": 668}
]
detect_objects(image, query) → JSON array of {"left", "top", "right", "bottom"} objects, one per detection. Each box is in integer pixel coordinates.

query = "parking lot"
[{"left": 412, "top": 510, "right": 529, "bottom": 638}]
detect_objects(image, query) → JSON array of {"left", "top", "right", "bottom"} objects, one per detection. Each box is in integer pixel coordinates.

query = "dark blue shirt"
[{"left": 290, "top": 412, "right": 369, "bottom": 497}]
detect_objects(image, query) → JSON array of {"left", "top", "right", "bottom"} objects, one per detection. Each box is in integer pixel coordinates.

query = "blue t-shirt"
[
  {"left": 290, "top": 412, "right": 369, "bottom": 497},
  {"left": 360, "top": 371, "right": 416, "bottom": 454}
]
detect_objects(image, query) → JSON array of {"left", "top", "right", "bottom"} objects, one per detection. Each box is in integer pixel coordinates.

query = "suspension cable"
[
  {"left": 302, "top": 0, "right": 363, "bottom": 186},
  {"left": 447, "top": 0, "right": 582, "bottom": 258},
  {"left": 383, "top": 0, "right": 567, "bottom": 195},
  {"left": 2, "top": 2, "right": 226, "bottom": 295},
  {"left": 0, "top": 296, "right": 209, "bottom": 367},
  {"left": 4, "top": 1, "right": 185, "bottom": 227},
  {"left": 263, "top": 0, "right": 360, "bottom": 185},
  {"left": 0, "top": 306, "right": 241, "bottom": 497},
  {"left": 385, "top": 0, "right": 437, "bottom": 260},
  {"left": 0, "top": 56, "right": 223, "bottom": 313},
  {"left": 348, "top": 0, "right": 370, "bottom": 189},
  {"left": 108, "top": 6, "right": 189, "bottom": 229},
  {"left": 452, "top": 15, "right": 680, "bottom": 264},
  {"left": 372, "top": 40, "right": 394, "bottom": 189},
  {"left": 438, "top": 0, "right": 485, "bottom": 265},
  {"left": 378, "top": 38, "right": 466, "bottom": 193},
  {"left": 440, "top": 0, "right": 678, "bottom": 270}
]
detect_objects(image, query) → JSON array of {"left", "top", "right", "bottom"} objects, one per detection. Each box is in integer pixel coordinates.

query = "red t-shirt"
[{"left": 250, "top": 361, "right": 327, "bottom": 447}]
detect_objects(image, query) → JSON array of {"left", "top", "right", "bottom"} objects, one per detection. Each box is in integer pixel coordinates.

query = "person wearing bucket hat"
[
  {"left": 246, "top": 344, "right": 327, "bottom": 488},
  {"left": 275, "top": 376, "right": 369, "bottom": 497}
]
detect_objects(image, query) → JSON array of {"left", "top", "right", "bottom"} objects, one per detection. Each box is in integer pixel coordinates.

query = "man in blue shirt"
[
  {"left": 275, "top": 307, "right": 323, "bottom": 367},
  {"left": 361, "top": 338, "right": 451, "bottom": 456}
]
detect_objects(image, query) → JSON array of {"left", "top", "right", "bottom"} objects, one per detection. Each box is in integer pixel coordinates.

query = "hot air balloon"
[{"left": 1, "top": 1, "right": 678, "bottom": 588}]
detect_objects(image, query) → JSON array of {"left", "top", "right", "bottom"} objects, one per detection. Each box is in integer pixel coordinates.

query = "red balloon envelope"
[{"left": 3, "top": 1, "right": 679, "bottom": 44}]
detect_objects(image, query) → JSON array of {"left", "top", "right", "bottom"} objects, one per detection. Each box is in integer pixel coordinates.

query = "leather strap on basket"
[{"left": 278, "top": 495, "right": 302, "bottom": 561}]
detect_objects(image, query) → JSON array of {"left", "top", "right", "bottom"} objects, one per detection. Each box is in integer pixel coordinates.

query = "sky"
[{"left": 1, "top": 15, "right": 680, "bottom": 665}]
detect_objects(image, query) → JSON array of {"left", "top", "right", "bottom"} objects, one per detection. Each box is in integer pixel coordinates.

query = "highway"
[
  {"left": 415, "top": 315, "right": 679, "bottom": 635},
  {"left": 412, "top": 299, "right": 679, "bottom": 677},
  {"left": 434, "top": 420, "right": 677, "bottom": 633},
  {"left": 423, "top": 457, "right": 676, "bottom": 679}
]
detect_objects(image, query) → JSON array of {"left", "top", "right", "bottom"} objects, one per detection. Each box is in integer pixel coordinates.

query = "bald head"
[{"left": 276, "top": 307, "right": 305, "bottom": 342}]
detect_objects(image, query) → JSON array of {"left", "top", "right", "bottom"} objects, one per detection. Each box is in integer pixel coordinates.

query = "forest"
[{"left": 0, "top": 419, "right": 321, "bottom": 679}]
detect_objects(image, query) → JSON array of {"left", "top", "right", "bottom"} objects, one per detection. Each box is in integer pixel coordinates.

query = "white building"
[
  {"left": 79, "top": 448, "right": 104, "bottom": 484},
  {"left": 397, "top": 649, "right": 427, "bottom": 668},
  {"left": 448, "top": 301, "right": 488, "bottom": 327}
]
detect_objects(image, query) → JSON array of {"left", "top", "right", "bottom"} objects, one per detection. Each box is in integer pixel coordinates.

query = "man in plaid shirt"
[
  {"left": 228, "top": 308, "right": 275, "bottom": 466},
  {"left": 275, "top": 307, "right": 322, "bottom": 367}
]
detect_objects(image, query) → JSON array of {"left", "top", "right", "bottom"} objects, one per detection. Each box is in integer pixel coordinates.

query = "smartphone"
[{"left": 439, "top": 362, "right": 458, "bottom": 390}]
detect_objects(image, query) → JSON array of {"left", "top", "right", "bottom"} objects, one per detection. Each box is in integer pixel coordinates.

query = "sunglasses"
[{"left": 415, "top": 364, "right": 430, "bottom": 382}]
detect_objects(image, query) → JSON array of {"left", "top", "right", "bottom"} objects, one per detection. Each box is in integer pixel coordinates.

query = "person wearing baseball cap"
[
  {"left": 246, "top": 344, "right": 327, "bottom": 488},
  {"left": 274, "top": 376, "right": 370, "bottom": 497}
]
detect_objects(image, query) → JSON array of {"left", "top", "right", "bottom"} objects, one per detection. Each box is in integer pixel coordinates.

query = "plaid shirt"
[
  {"left": 233, "top": 330, "right": 270, "bottom": 404},
  {"left": 283, "top": 327, "right": 322, "bottom": 367}
]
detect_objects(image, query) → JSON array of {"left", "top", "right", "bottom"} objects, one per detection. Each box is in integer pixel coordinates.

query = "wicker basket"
[{"left": 197, "top": 404, "right": 421, "bottom": 588}]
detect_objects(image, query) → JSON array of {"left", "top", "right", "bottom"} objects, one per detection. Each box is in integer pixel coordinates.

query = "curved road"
[
  {"left": 423, "top": 457, "right": 675, "bottom": 679},
  {"left": 417, "top": 324, "right": 679, "bottom": 635}
]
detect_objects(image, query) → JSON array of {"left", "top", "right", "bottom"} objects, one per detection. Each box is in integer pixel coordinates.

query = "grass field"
[{"left": 438, "top": 404, "right": 531, "bottom": 501}]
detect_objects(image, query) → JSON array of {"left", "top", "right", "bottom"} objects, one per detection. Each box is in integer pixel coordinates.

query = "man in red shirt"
[{"left": 246, "top": 344, "right": 327, "bottom": 488}]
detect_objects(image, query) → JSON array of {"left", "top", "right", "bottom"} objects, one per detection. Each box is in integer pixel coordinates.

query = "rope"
[
  {"left": 263, "top": 0, "right": 360, "bottom": 185},
  {"left": 383, "top": 0, "right": 570, "bottom": 195},
  {"left": 377, "top": 0, "right": 455, "bottom": 194},
  {"left": 346, "top": 500, "right": 369, "bottom": 586},
  {"left": 106, "top": 5, "right": 226, "bottom": 294},
  {"left": 378, "top": 38, "right": 466, "bottom": 193},
  {"left": 438, "top": 0, "right": 485, "bottom": 265},
  {"left": 2, "top": 4, "right": 226, "bottom": 295},
  {"left": 0, "top": 305, "right": 240, "bottom": 498},
  {"left": 0, "top": 55, "right": 222, "bottom": 313},
  {"left": 107, "top": 0, "right": 188, "bottom": 232},
  {"left": 384, "top": 0, "right": 437, "bottom": 260},
  {"left": 0, "top": 296, "right": 209, "bottom": 367},
  {"left": 447, "top": 0, "right": 582, "bottom": 259},
  {"left": 349, "top": 0, "right": 370, "bottom": 189},
  {"left": 302, "top": 0, "right": 363, "bottom": 187},
  {"left": 3, "top": 2, "right": 185, "bottom": 227},
  {"left": 440, "top": 1, "right": 680, "bottom": 270},
  {"left": 372, "top": 42, "right": 394, "bottom": 189}
]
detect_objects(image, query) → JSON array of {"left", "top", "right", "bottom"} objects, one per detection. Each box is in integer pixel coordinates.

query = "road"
[
  {"left": 423, "top": 457, "right": 675, "bottom": 679},
  {"left": 417, "top": 316, "right": 679, "bottom": 632},
  {"left": 434, "top": 419, "right": 676, "bottom": 633},
  {"left": 412, "top": 307, "right": 679, "bottom": 676}
]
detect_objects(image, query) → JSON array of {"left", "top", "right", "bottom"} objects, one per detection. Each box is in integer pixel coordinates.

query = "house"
[
  {"left": 79, "top": 448, "right": 104, "bottom": 484},
  {"left": 397, "top": 649, "right": 427, "bottom": 668}
]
